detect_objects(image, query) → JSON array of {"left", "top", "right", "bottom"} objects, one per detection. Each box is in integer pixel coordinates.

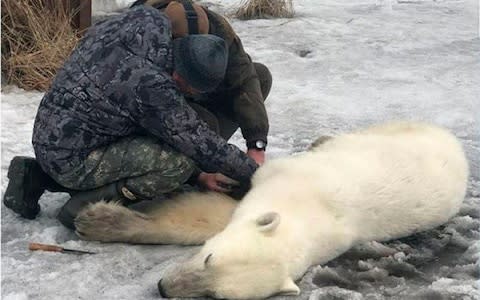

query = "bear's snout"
[{"left": 158, "top": 279, "right": 168, "bottom": 298}]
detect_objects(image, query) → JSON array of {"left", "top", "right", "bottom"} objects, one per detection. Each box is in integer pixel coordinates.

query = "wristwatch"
[{"left": 247, "top": 140, "right": 267, "bottom": 151}]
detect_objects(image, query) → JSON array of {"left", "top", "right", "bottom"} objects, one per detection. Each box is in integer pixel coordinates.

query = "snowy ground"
[{"left": 2, "top": 0, "right": 479, "bottom": 299}]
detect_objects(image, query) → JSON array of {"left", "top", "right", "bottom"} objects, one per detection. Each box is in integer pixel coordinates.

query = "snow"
[
  {"left": 92, "top": 0, "right": 134, "bottom": 15},
  {"left": 2, "top": 0, "right": 479, "bottom": 299}
]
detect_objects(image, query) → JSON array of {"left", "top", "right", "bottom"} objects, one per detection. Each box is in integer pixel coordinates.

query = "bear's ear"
[
  {"left": 278, "top": 278, "right": 300, "bottom": 296},
  {"left": 255, "top": 212, "right": 280, "bottom": 233}
]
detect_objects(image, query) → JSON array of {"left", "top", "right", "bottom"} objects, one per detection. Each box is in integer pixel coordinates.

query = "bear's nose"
[{"left": 158, "top": 279, "right": 169, "bottom": 298}]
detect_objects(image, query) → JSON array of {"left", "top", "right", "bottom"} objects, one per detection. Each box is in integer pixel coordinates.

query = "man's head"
[{"left": 173, "top": 34, "right": 228, "bottom": 94}]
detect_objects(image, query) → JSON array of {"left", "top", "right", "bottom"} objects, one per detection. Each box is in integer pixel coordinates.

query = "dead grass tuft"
[
  {"left": 1, "top": 0, "right": 80, "bottom": 91},
  {"left": 234, "top": 0, "right": 294, "bottom": 20}
]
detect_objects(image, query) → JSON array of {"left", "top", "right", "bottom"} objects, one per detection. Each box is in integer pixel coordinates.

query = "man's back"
[{"left": 32, "top": 6, "right": 174, "bottom": 175}]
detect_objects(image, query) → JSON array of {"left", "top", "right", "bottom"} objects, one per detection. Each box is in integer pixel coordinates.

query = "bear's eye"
[{"left": 204, "top": 253, "right": 213, "bottom": 267}]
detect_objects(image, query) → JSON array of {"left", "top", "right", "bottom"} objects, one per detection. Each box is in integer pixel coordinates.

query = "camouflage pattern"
[
  {"left": 53, "top": 136, "right": 195, "bottom": 198},
  {"left": 32, "top": 6, "right": 257, "bottom": 188},
  {"left": 131, "top": 0, "right": 270, "bottom": 145}
]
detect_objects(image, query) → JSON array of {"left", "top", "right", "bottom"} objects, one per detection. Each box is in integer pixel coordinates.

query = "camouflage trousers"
[{"left": 53, "top": 136, "right": 196, "bottom": 199}]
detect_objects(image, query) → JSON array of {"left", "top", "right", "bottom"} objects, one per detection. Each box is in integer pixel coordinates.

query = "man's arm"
[
  {"left": 224, "top": 36, "right": 269, "bottom": 147},
  {"left": 126, "top": 66, "right": 258, "bottom": 183},
  {"left": 203, "top": 8, "right": 269, "bottom": 148}
]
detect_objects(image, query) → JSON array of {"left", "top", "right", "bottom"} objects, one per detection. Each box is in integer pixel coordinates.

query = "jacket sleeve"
[
  {"left": 126, "top": 64, "right": 258, "bottom": 183},
  {"left": 204, "top": 8, "right": 269, "bottom": 145},
  {"left": 223, "top": 36, "right": 269, "bottom": 145}
]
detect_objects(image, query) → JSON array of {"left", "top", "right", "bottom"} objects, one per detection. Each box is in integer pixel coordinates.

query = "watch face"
[{"left": 255, "top": 140, "right": 266, "bottom": 149}]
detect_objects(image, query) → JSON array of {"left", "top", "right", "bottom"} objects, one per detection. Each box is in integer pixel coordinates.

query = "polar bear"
[{"left": 154, "top": 121, "right": 469, "bottom": 299}]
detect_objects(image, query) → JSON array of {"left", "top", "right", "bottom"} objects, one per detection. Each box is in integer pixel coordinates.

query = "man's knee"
[
  {"left": 124, "top": 155, "right": 196, "bottom": 198},
  {"left": 253, "top": 62, "right": 272, "bottom": 100}
]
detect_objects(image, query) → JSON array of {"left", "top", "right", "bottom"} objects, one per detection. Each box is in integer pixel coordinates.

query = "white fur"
[
  {"left": 159, "top": 121, "right": 468, "bottom": 299},
  {"left": 75, "top": 192, "right": 236, "bottom": 245}
]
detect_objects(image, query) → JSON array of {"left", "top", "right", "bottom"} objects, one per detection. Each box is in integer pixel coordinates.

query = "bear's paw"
[{"left": 74, "top": 201, "right": 148, "bottom": 242}]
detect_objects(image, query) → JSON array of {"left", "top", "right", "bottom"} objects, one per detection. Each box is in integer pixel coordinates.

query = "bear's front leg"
[{"left": 308, "top": 136, "right": 333, "bottom": 151}]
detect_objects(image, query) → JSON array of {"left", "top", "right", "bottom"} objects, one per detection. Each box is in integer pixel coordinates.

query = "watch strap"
[{"left": 247, "top": 140, "right": 267, "bottom": 150}]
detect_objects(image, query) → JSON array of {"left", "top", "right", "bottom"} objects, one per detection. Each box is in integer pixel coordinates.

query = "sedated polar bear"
[
  {"left": 74, "top": 121, "right": 468, "bottom": 299},
  {"left": 156, "top": 121, "right": 469, "bottom": 299}
]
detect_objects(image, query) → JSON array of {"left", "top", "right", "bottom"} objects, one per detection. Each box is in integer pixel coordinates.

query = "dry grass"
[
  {"left": 1, "top": 0, "right": 80, "bottom": 91},
  {"left": 234, "top": 0, "right": 294, "bottom": 20}
]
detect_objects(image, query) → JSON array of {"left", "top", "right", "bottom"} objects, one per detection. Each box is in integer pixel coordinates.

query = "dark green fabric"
[{"left": 189, "top": 62, "right": 272, "bottom": 142}]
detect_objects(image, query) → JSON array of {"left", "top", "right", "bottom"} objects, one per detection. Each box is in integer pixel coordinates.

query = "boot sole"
[{"left": 3, "top": 156, "right": 41, "bottom": 219}]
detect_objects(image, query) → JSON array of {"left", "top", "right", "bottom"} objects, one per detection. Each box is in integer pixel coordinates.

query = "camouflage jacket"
[
  {"left": 132, "top": 0, "right": 269, "bottom": 145},
  {"left": 32, "top": 6, "right": 257, "bottom": 183}
]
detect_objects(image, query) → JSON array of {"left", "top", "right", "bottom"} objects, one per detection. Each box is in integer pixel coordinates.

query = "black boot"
[
  {"left": 3, "top": 156, "right": 72, "bottom": 219},
  {"left": 57, "top": 181, "right": 137, "bottom": 230}
]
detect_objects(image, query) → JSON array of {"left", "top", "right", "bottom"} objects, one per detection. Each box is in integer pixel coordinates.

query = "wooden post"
[{"left": 62, "top": 0, "right": 92, "bottom": 33}]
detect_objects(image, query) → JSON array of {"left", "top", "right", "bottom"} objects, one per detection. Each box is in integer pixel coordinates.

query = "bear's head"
[{"left": 158, "top": 211, "right": 300, "bottom": 299}]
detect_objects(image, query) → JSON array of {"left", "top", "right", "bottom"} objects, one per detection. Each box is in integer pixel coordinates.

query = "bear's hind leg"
[
  {"left": 74, "top": 192, "right": 237, "bottom": 245},
  {"left": 75, "top": 201, "right": 157, "bottom": 243},
  {"left": 147, "top": 192, "right": 237, "bottom": 245}
]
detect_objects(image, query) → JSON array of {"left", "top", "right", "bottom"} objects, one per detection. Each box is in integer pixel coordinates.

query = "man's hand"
[
  {"left": 247, "top": 149, "right": 265, "bottom": 165},
  {"left": 197, "top": 172, "right": 239, "bottom": 193}
]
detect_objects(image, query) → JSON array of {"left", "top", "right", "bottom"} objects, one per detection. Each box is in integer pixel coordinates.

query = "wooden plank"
[
  {"left": 61, "top": 0, "right": 92, "bottom": 33},
  {"left": 76, "top": 0, "right": 92, "bottom": 32}
]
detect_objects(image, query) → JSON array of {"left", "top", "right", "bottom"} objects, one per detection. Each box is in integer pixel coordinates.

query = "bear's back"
[{"left": 247, "top": 122, "right": 468, "bottom": 242}]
